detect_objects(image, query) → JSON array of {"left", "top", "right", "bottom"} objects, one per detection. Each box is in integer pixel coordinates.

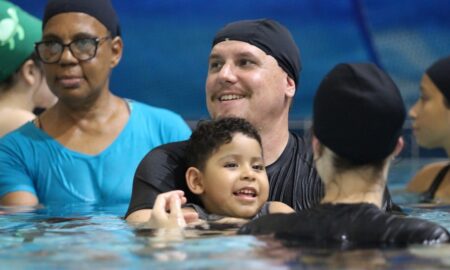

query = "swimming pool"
[{"left": 1, "top": 158, "right": 450, "bottom": 270}]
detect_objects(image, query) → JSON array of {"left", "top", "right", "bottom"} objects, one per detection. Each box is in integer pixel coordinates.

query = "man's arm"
[{"left": 0, "top": 191, "right": 38, "bottom": 206}]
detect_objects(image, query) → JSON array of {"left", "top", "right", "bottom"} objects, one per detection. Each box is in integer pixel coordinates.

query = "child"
[{"left": 147, "top": 117, "right": 293, "bottom": 228}]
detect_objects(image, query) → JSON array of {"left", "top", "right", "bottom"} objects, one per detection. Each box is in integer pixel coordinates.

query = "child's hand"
[{"left": 148, "top": 190, "right": 198, "bottom": 229}]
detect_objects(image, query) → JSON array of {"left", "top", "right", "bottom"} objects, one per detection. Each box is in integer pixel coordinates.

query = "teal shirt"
[{"left": 0, "top": 100, "right": 191, "bottom": 204}]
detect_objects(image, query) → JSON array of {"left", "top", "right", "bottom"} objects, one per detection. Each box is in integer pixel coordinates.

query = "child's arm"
[
  {"left": 146, "top": 190, "right": 198, "bottom": 229},
  {"left": 268, "top": 201, "right": 295, "bottom": 214}
]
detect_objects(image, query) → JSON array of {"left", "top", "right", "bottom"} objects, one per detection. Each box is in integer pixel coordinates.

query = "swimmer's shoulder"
[{"left": 407, "top": 161, "right": 449, "bottom": 193}]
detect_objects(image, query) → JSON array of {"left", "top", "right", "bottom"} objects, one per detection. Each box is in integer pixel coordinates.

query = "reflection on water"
[
  {"left": 2, "top": 204, "right": 450, "bottom": 269},
  {"left": 1, "top": 159, "right": 450, "bottom": 269}
]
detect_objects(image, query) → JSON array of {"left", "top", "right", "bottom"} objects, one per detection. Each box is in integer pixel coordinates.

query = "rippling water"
[{"left": 1, "top": 158, "right": 450, "bottom": 270}]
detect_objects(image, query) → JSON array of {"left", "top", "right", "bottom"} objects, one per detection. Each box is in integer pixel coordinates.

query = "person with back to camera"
[
  {"left": 143, "top": 117, "right": 294, "bottom": 229},
  {"left": 125, "top": 19, "right": 397, "bottom": 222},
  {"left": 407, "top": 56, "right": 450, "bottom": 202},
  {"left": 0, "top": 0, "right": 57, "bottom": 137},
  {"left": 238, "top": 63, "right": 450, "bottom": 247},
  {"left": 0, "top": 0, "right": 191, "bottom": 206}
]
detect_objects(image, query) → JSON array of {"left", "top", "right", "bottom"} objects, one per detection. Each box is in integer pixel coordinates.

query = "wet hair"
[
  {"left": 313, "top": 128, "right": 385, "bottom": 175},
  {"left": 327, "top": 145, "right": 385, "bottom": 176},
  {"left": 187, "top": 117, "right": 262, "bottom": 171}
]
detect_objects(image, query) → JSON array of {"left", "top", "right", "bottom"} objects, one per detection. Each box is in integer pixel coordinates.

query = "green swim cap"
[{"left": 0, "top": 0, "right": 42, "bottom": 82}]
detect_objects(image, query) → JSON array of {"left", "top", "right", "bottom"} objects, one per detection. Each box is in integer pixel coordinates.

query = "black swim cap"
[
  {"left": 426, "top": 56, "right": 450, "bottom": 103},
  {"left": 212, "top": 19, "right": 301, "bottom": 87},
  {"left": 43, "top": 0, "right": 121, "bottom": 37},
  {"left": 313, "top": 63, "right": 406, "bottom": 164}
]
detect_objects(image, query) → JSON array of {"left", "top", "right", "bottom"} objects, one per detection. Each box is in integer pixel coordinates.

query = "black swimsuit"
[
  {"left": 421, "top": 163, "right": 450, "bottom": 202},
  {"left": 238, "top": 203, "right": 450, "bottom": 248},
  {"left": 185, "top": 202, "right": 271, "bottom": 222}
]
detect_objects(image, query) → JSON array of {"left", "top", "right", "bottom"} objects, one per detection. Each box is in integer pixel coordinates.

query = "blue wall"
[{"left": 14, "top": 0, "right": 450, "bottom": 122}]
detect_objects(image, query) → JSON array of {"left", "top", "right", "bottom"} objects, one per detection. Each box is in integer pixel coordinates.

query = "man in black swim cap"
[{"left": 128, "top": 19, "right": 384, "bottom": 222}]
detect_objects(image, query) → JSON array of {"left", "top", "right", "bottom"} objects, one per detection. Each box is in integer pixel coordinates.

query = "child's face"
[{"left": 199, "top": 133, "right": 269, "bottom": 219}]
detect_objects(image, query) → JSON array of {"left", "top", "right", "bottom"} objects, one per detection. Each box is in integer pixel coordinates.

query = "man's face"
[
  {"left": 409, "top": 74, "right": 450, "bottom": 148},
  {"left": 205, "top": 40, "right": 295, "bottom": 131},
  {"left": 41, "top": 12, "right": 122, "bottom": 105},
  {"left": 200, "top": 133, "right": 269, "bottom": 219}
]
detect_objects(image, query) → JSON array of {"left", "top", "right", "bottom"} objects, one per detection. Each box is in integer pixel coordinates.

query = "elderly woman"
[
  {"left": 238, "top": 63, "right": 449, "bottom": 247},
  {"left": 407, "top": 56, "right": 450, "bottom": 202}
]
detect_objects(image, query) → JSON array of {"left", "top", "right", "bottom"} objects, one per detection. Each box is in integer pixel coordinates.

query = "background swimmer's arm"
[
  {"left": 407, "top": 161, "right": 448, "bottom": 193},
  {"left": 268, "top": 201, "right": 295, "bottom": 214},
  {"left": 0, "top": 191, "right": 38, "bottom": 206}
]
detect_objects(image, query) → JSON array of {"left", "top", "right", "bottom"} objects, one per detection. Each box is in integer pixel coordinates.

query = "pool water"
[{"left": 1, "top": 158, "right": 450, "bottom": 270}]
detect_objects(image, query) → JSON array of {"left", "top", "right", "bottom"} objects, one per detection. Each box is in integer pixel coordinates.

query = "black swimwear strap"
[
  {"left": 183, "top": 203, "right": 224, "bottom": 222},
  {"left": 421, "top": 163, "right": 450, "bottom": 202}
]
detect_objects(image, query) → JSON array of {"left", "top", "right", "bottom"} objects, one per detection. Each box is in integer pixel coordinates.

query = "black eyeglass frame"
[{"left": 34, "top": 36, "right": 111, "bottom": 64}]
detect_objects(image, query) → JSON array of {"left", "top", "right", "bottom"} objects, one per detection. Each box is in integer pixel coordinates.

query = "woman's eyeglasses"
[{"left": 35, "top": 36, "right": 111, "bottom": 64}]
